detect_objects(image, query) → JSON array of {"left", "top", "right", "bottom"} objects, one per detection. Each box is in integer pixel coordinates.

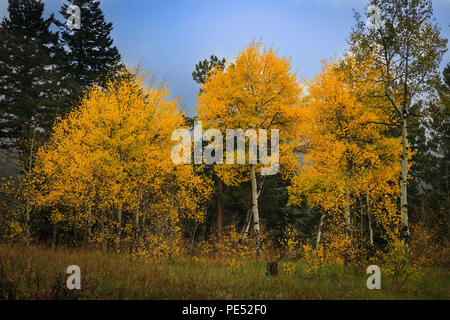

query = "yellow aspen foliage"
[
  {"left": 196, "top": 40, "right": 303, "bottom": 184},
  {"left": 196, "top": 41, "right": 303, "bottom": 253},
  {"left": 30, "top": 67, "right": 212, "bottom": 251},
  {"left": 279, "top": 220, "right": 301, "bottom": 259},
  {"left": 289, "top": 57, "right": 402, "bottom": 260}
]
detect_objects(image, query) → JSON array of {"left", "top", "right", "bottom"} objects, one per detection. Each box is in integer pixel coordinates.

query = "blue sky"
[{"left": 1, "top": 0, "right": 449, "bottom": 115}]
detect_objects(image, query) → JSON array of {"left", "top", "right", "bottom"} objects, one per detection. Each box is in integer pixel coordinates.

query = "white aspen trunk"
[
  {"left": 366, "top": 193, "right": 375, "bottom": 253},
  {"left": 400, "top": 115, "right": 410, "bottom": 243},
  {"left": 240, "top": 208, "right": 252, "bottom": 244},
  {"left": 240, "top": 176, "right": 265, "bottom": 244},
  {"left": 250, "top": 165, "right": 261, "bottom": 256},
  {"left": 316, "top": 212, "right": 325, "bottom": 247}
]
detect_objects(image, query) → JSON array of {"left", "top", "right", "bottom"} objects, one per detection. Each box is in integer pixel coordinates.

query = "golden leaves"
[
  {"left": 289, "top": 57, "right": 402, "bottom": 231},
  {"left": 30, "top": 67, "right": 213, "bottom": 242},
  {"left": 196, "top": 40, "right": 303, "bottom": 182}
]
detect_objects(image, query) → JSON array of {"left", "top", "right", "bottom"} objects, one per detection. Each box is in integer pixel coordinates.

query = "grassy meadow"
[{"left": 0, "top": 243, "right": 448, "bottom": 300}]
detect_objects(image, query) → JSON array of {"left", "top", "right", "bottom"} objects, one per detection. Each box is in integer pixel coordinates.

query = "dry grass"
[{"left": 0, "top": 243, "right": 448, "bottom": 300}]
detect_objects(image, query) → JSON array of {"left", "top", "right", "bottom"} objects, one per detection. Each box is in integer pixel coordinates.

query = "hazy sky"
[{"left": 1, "top": 0, "right": 449, "bottom": 115}]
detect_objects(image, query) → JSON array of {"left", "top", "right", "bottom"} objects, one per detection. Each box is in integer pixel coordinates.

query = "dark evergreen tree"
[
  {"left": 191, "top": 55, "right": 226, "bottom": 241},
  {"left": 0, "top": 0, "right": 69, "bottom": 244},
  {"left": 408, "top": 63, "right": 450, "bottom": 240},
  {"left": 192, "top": 55, "right": 226, "bottom": 89},
  {"left": 0, "top": 0, "right": 66, "bottom": 171},
  {"left": 58, "top": 0, "right": 121, "bottom": 96}
]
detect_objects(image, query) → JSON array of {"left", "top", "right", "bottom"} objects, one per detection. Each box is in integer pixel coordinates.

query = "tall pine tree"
[
  {"left": 0, "top": 0, "right": 65, "bottom": 171},
  {"left": 192, "top": 55, "right": 226, "bottom": 241},
  {"left": 58, "top": 0, "right": 121, "bottom": 98},
  {"left": 0, "top": 0, "right": 68, "bottom": 244},
  {"left": 408, "top": 64, "right": 450, "bottom": 239}
]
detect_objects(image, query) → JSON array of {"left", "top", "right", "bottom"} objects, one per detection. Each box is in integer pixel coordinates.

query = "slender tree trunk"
[
  {"left": 86, "top": 203, "right": 92, "bottom": 244},
  {"left": 168, "top": 197, "right": 175, "bottom": 259},
  {"left": 240, "top": 176, "right": 265, "bottom": 244},
  {"left": 250, "top": 165, "right": 261, "bottom": 256},
  {"left": 217, "top": 179, "right": 223, "bottom": 242},
  {"left": 101, "top": 210, "right": 106, "bottom": 252},
  {"left": 141, "top": 204, "right": 146, "bottom": 234},
  {"left": 366, "top": 193, "right": 375, "bottom": 254},
  {"left": 135, "top": 202, "right": 140, "bottom": 234},
  {"left": 359, "top": 198, "right": 363, "bottom": 252},
  {"left": 240, "top": 208, "right": 252, "bottom": 244},
  {"left": 191, "top": 221, "right": 200, "bottom": 245},
  {"left": 117, "top": 204, "right": 122, "bottom": 253},
  {"left": 204, "top": 212, "right": 210, "bottom": 242},
  {"left": 135, "top": 186, "right": 141, "bottom": 247},
  {"left": 344, "top": 186, "right": 351, "bottom": 265},
  {"left": 25, "top": 195, "right": 31, "bottom": 246},
  {"left": 316, "top": 212, "right": 325, "bottom": 247},
  {"left": 400, "top": 114, "right": 410, "bottom": 244},
  {"left": 345, "top": 189, "right": 351, "bottom": 238},
  {"left": 421, "top": 199, "right": 426, "bottom": 225}
]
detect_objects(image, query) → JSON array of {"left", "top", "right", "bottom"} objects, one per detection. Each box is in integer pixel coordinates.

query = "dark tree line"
[
  {"left": 408, "top": 63, "right": 450, "bottom": 240},
  {"left": 0, "top": 0, "right": 121, "bottom": 174}
]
